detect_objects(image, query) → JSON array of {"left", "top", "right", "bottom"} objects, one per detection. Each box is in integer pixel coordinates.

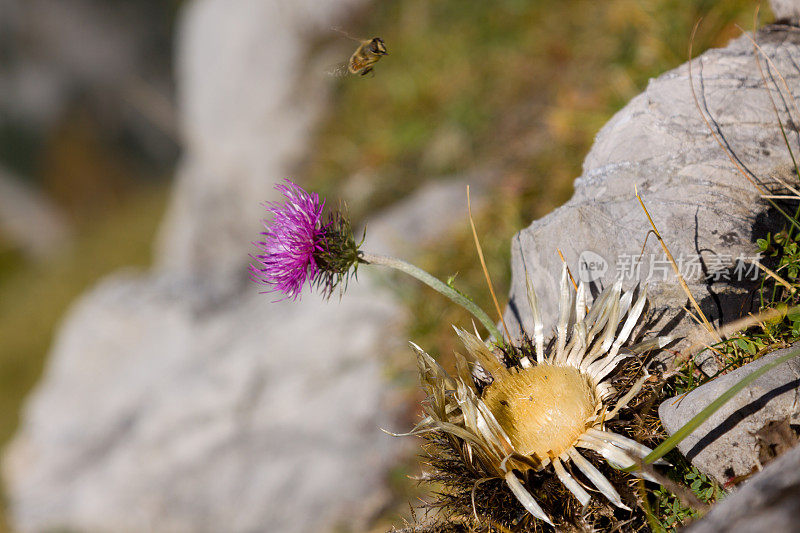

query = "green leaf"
[{"left": 735, "top": 338, "right": 756, "bottom": 355}]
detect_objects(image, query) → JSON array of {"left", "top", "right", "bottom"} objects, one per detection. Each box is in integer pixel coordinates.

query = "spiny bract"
[{"left": 400, "top": 264, "right": 669, "bottom": 527}]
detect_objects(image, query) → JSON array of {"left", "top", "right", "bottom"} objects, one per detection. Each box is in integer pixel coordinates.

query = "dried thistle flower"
[
  {"left": 399, "top": 265, "right": 670, "bottom": 528},
  {"left": 249, "top": 179, "right": 360, "bottom": 300}
]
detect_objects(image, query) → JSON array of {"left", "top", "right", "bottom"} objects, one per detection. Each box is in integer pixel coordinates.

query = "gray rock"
[
  {"left": 364, "top": 177, "right": 487, "bottom": 258},
  {"left": 504, "top": 27, "right": 800, "bottom": 363},
  {"left": 770, "top": 0, "right": 800, "bottom": 24},
  {"left": 4, "top": 269, "right": 404, "bottom": 533},
  {"left": 659, "top": 344, "right": 800, "bottom": 485},
  {"left": 686, "top": 442, "right": 800, "bottom": 533}
]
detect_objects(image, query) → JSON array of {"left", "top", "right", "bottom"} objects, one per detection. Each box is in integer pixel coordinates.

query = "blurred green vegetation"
[{"left": 306, "top": 0, "right": 763, "bottom": 216}]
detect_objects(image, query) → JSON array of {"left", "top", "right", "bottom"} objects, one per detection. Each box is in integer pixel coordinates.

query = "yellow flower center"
[{"left": 481, "top": 364, "right": 597, "bottom": 461}]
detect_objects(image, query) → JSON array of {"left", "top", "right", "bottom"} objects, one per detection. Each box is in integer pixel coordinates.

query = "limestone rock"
[
  {"left": 686, "top": 442, "right": 800, "bottom": 533},
  {"left": 504, "top": 27, "right": 800, "bottom": 356},
  {"left": 0, "top": 0, "right": 173, "bottom": 136},
  {"left": 4, "top": 269, "right": 404, "bottom": 533},
  {"left": 770, "top": 0, "right": 800, "bottom": 24},
  {"left": 658, "top": 344, "right": 800, "bottom": 485}
]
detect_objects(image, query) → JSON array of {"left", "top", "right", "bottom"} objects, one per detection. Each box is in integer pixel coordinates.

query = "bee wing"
[{"left": 326, "top": 62, "right": 350, "bottom": 78}]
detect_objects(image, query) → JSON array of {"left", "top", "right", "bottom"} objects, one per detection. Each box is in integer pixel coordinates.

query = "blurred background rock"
[
  {"left": 0, "top": 0, "right": 770, "bottom": 531},
  {"left": 0, "top": 0, "right": 178, "bottom": 479}
]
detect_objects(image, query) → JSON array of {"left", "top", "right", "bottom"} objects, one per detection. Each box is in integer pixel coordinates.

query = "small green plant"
[
  {"left": 649, "top": 458, "right": 722, "bottom": 531},
  {"left": 666, "top": 221, "right": 800, "bottom": 400},
  {"left": 761, "top": 229, "right": 800, "bottom": 277}
]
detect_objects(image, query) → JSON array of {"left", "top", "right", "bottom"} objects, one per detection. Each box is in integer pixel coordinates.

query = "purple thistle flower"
[{"left": 250, "top": 179, "right": 329, "bottom": 300}]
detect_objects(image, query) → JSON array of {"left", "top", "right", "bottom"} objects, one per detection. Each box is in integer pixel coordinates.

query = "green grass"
[
  {"left": 645, "top": 452, "right": 724, "bottom": 531},
  {"left": 306, "top": 0, "right": 763, "bottom": 214}
]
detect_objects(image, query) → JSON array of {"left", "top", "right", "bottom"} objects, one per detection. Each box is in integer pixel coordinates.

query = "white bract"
[{"left": 402, "top": 265, "right": 669, "bottom": 525}]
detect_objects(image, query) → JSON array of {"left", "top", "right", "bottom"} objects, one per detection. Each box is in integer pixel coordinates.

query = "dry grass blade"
[
  {"left": 467, "top": 185, "right": 511, "bottom": 341},
  {"left": 676, "top": 305, "right": 723, "bottom": 370},
  {"left": 470, "top": 477, "right": 491, "bottom": 523},
  {"left": 638, "top": 230, "right": 657, "bottom": 260},
  {"left": 634, "top": 185, "right": 718, "bottom": 339},
  {"left": 682, "top": 305, "right": 704, "bottom": 329},
  {"left": 636, "top": 478, "right": 660, "bottom": 533},
  {"left": 706, "top": 306, "right": 787, "bottom": 340},
  {"left": 487, "top": 519, "right": 515, "bottom": 533},
  {"left": 678, "top": 305, "right": 790, "bottom": 365},
  {"left": 750, "top": 258, "right": 796, "bottom": 293},
  {"left": 767, "top": 173, "right": 800, "bottom": 197},
  {"left": 762, "top": 194, "right": 800, "bottom": 199},
  {"left": 557, "top": 248, "right": 579, "bottom": 292}
]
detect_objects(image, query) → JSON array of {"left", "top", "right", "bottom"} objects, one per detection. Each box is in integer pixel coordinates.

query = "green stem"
[
  {"left": 360, "top": 251, "right": 503, "bottom": 342},
  {"left": 629, "top": 346, "right": 800, "bottom": 469}
]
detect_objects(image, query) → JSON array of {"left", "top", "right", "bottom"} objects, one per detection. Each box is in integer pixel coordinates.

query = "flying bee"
[
  {"left": 328, "top": 29, "right": 388, "bottom": 78},
  {"left": 347, "top": 37, "right": 387, "bottom": 76}
]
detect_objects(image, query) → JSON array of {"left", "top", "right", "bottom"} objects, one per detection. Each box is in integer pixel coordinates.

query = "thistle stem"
[{"left": 360, "top": 251, "right": 503, "bottom": 342}]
